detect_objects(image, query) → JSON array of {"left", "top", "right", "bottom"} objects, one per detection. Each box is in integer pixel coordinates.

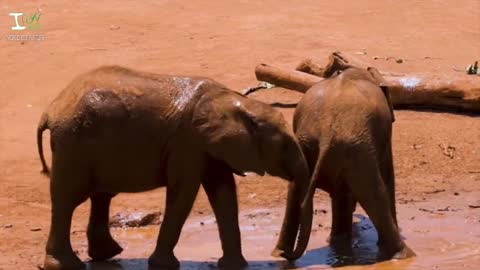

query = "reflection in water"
[
  {"left": 292, "top": 215, "right": 385, "bottom": 269},
  {"left": 85, "top": 207, "right": 479, "bottom": 270}
]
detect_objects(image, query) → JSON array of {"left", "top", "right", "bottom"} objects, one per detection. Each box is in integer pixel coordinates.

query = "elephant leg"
[
  {"left": 149, "top": 175, "right": 201, "bottom": 269},
  {"left": 381, "top": 144, "right": 397, "bottom": 228},
  {"left": 328, "top": 191, "right": 355, "bottom": 246},
  {"left": 44, "top": 158, "right": 89, "bottom": 270},
  {"left": 87, "top": 192, "right": 123, "bottom": 261},
  {"left": 345, "top": 156, "right": 408, "bottom": 259},
  {"left": 202, "top": 159, "right": 247, "bottom": 268},
  {"left": 378, "top": 144, "right": 398, "bottom": 247}
]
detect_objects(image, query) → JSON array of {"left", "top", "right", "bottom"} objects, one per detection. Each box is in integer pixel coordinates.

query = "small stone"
[
  {"left": 396, "top": 59, "right": 404, "bottom": 64},
  {"left": 109, "top": 25, "right": 120, "bottom": 30},
  {"left": 30, "top": 227, "right": 42, "bottom": 232},
  {"left": 412, "top": 144, "right": 423, "bottom": 150},
  {"left": 454, "top": 192, "right": 460, "bottom": 196},
  {"left": 200, "top": 222, "right": 204, "bottom": 226},
  {"left": 3, "top": 224, "right": 13, "bottom": 228}
]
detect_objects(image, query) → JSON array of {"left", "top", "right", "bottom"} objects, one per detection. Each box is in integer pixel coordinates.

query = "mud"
[
  {"left": 109, "top": 212, "right": 162, "bottom": 228},
  {"left": 82, "top": 192, "right": 480, "bottom": 270},
  {"left": 0, "top": 0, "right": 479, "bottom": 269}
]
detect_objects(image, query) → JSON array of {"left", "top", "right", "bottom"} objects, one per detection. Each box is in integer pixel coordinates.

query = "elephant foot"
[
  {"left": 44, "top": 253, "right": 86, "bottom": 270},
  {"left": 378, "top": 242, "right": 415, "bottom": 261},
  {"left": 148, "top": 252, "right": 179, "bottom": 270},
  {"left": 218, "top": 254, "right": 248, "bottom": 269},
  {"left": 88, "top": 237, "right": 123, "bottom": 261},
  {"left": 392, "top": 244, "right": 416, "bottom": 260}
]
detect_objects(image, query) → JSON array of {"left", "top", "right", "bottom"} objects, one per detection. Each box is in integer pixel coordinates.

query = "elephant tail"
[{"left": 37, "top": 113, "right": 50, "bottom": 176}]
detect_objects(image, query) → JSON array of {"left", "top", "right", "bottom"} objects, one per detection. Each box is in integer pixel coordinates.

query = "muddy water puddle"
[{"left": 86, "top": 201, "right": 479, "bottom": 270}]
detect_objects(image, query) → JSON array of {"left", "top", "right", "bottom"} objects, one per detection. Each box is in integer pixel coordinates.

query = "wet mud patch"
[
  {"left": 83, "top": 194, "right": 480, "bottom": 270},
  {"left": 109, "top": 211, "right": 162, "bottom": 228}
]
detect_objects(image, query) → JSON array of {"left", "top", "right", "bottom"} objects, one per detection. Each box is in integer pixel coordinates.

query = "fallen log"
[
  {"left": 252, "top": 53, "right": 480, "bottom": 113},
  {"left": 295, "top": 52, "right": 395, "bottom": 77},
  {"left": 385, "top": 75, "right": 480, "bottom": 112},
  {"left": 255, "top": 63, "right": 321, "bottom": 93}
]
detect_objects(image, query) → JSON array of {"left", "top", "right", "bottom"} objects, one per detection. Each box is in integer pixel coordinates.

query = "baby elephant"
[
  {"left": 274, "top": 66, "right": 414, "bottom": 260},
  {"left": 38, "top": 66, "right": 313, "bottom": 270}
]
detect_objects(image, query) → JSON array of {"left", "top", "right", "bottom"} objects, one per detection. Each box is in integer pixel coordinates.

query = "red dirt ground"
[{"left": 0, "top": 1, "right": 479, "bottom": 269}]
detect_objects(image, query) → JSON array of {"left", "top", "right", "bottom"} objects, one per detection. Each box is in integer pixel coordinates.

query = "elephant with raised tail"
[
  {"left": 273, "top": 66, "right": 415, "bottom": 261},
  {"left": 37, "top": 66, "right": 313, "bottom": 270}
]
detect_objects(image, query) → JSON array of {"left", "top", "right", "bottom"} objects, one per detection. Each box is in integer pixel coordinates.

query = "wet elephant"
[
  {"left": 273, "top": 66, "right": 414, "bottom": 260},
  {"left": 37, "top": 66, "right": 313, "bottom": 270}
]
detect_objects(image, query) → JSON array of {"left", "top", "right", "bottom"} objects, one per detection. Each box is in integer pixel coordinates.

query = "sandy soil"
[{"left": 0, "top": 0, "right": 479, "bottom": 269}]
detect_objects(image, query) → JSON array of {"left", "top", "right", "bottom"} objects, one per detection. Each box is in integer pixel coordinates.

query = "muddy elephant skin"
[
  {"left": 37, "top": 66, "right": 312, "bottom": 270},
  {"left": 274, "top": 67, "right": 415, "bottom": 261}
]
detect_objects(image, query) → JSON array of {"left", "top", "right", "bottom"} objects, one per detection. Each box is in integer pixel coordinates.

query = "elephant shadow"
[
  {"left": 86, "top": 259, "right": 291, "bottom": 270},
  {"left": 86, "top": 215, "right": 407, "bottom": 270}
]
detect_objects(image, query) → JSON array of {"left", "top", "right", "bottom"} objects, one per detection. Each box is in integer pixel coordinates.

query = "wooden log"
[
  {"left": 255, "top": 64, "right": 322, "bottom": 93},
  {"left": 296, "top": 51, "right": 405, "bottom": 78},
  {"left": 387, "top": 75, "right": 480, "bottom": 112},
  {"left": 252, "top": 52, "right": 480, "bottom": 113},
  {"left": 295, "top": 52, "right": 354, "bottom": 78},
  {"left": 295, "top": 59, "right": 327, "bottom": 77}
]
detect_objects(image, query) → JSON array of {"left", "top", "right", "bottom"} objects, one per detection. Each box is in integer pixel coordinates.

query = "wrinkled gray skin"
[
  {"left": 37, "top": 66, "right": 313, "bottom": 270},
  {"left": 274, "top": 67, "right": 414, "bottom": 260}
]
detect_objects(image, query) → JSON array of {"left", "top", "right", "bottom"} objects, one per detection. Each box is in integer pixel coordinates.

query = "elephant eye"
[{"left": 242, "top": 114, "right": 259, "bottom": 135}]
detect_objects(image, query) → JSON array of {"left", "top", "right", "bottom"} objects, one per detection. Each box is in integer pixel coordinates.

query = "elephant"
[
  {"left": 273, "top": 66, "right": 414, "bottom": 260},
  {"left": 37, "top": 66, "right": 314, "bottom": 270}
]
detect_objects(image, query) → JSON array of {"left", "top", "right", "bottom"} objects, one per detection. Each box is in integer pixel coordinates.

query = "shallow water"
[{"left": 85, "top": 202, "right": 480, "bottom": 270}]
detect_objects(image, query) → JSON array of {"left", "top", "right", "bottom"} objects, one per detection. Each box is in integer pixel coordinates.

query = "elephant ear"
[
  {"left": 379, "top": 83, "right": 395, "bottom": 123},
  {"left": 367, "top": 67, "right": 396, "bottom": 123},
  {"left": 192, "top": 93, "right": 264, "bottom": 175}
]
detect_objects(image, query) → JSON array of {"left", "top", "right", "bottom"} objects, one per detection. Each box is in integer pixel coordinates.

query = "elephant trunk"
[
  {"left": 273, "top": 143, "right": 313, "bottom": 260},
  {"left": 286, "top": 166, "right": 313, "bottom": 260}
]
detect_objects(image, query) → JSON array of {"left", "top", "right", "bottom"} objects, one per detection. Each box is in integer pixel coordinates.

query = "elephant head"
[{"left": 192, "top": 89, "right": 313, "bottom": 259}]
